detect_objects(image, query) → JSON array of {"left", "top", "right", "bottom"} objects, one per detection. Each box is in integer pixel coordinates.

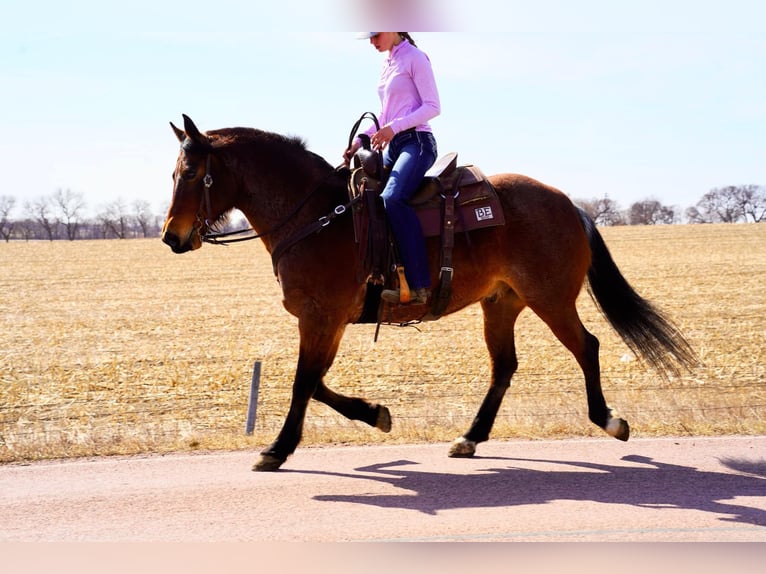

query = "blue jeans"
[{"left": 382, "top": 130, "right": 438, "bottom": 290}]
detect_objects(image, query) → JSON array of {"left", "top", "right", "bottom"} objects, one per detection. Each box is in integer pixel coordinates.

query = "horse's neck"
[{"left": 236, "top": 157, "right": 340, "bottom": 247}]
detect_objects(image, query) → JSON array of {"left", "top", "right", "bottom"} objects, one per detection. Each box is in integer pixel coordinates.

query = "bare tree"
[
  {"left": 16, "top": 219, "right": 36, "bottom": 241},
  {"left": 25, "top": 196, "right": 59, "bottom": 240},
  {"left": 684, "top": 205, "right": 706, "bottom": 224},
  {"left": 52, "top": 188, "right": 86, "bottom": 240},
  {"left": 0, "top": 195, "right": 16, "bottom": 242},
  {"left": 735, "top": 184, "right": 766, "bottom": 223},
  {"left": 98, "top": 198, "right": 131, "bottom": 239},
  {"left": 132, "top": 199, "right": 156, "bottom": 238},
  {"left": 628, "top": 198, "right": 678, "bottom": 225},
  {"left": 574, "top": 196, "right": 625, "bottom": 226},
  {"left": 688, "top": 186, "right": 745, "bottom": 223}
]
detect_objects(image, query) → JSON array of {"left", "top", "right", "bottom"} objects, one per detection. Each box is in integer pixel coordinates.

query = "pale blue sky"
[{"left": 2, "top": 1, "right": 764, "bottom": 216}]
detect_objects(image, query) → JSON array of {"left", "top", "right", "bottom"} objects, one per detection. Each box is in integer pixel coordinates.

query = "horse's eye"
[{"left": 183, "top": 168, "right": 197, "bottom": 180}]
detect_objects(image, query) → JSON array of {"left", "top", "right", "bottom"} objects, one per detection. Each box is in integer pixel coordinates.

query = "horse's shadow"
[{"left": 289, "top": 454, "right": 766, "bottom": 527}]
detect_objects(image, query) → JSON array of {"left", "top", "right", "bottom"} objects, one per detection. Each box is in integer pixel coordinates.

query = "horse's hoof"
[
  {"left": 252, "top": 454, "right": 285, "bottom": 472},
  {"left": 448, "top": 437, "right": 476, "bottom": 458},
  {"left": 606, "top": 414, "right": 630, "bottom": 442},
  {"left": 375, "top": 405, "right": 392, "bottom": 433}
]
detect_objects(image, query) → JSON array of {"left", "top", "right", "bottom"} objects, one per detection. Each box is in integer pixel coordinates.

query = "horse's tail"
[{"left": 576, "top": 208, "right": 699, "bottom": 377}]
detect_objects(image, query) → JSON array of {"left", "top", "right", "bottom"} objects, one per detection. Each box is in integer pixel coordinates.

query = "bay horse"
[{"left": 162, "top": 114, "right": 697, "bottom": 471}]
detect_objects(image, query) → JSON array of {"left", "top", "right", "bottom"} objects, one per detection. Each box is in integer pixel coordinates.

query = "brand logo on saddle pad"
[{"left": 474, "top": 206, "right": 495, "bottom": 221}]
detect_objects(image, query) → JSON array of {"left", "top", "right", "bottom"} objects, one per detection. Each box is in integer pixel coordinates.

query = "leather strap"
[
  {"left": 430, "top": 183, "right": 457, "bottom": 317},
  {"left": 270, "top": 196, "right": 360, "bottom": 276}
]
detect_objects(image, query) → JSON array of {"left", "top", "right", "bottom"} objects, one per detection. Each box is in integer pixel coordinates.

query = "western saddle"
[{"left": 348, "top": 137, "right": 505, "bottom": 324}]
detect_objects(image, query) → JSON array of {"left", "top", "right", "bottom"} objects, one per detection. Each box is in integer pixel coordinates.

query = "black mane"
[{"left": 207, "top": 127, "right": 308, "bottom": 152}]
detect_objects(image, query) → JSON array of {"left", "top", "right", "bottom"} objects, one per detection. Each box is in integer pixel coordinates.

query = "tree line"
[
  {"left": 575, "top": 184, "right": 765, "bottom": 226},
  {"left": 0, "top": 190, "right": 166, "bottom": 242},
  {"left": 1, "top": 184, "right": 764, "bottom": 242}
]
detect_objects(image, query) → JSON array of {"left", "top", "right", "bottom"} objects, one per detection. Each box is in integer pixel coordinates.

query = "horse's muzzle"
[
  {"left": 162, "top": 230, "right": 188, "bottom": 253},
  {"left": 161, "top": 215, "right": 203, "bottom": 253},
  {"left": 162, "top": 230, "right": 196, "bottom": 253}
]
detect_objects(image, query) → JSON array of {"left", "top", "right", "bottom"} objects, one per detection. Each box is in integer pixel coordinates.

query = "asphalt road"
[{"left": 2, "top": 436, "right": 765, "bottom": 542}]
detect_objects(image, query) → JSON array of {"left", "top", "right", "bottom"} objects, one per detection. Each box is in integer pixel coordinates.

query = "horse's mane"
[
  {"left": 199, "top": 126, "right": 336, "bottom": 175},
  {"left": 206, "top": 127, "right": 308, "bottom": 153}
]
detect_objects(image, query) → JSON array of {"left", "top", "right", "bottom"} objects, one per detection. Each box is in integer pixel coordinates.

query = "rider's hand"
[{"left": 371, "top": 126, "right": 395, "bottom": 151}]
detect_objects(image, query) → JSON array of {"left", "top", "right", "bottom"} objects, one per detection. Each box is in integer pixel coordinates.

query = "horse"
[{"left": 161, "top": 114, "right": 698, "bottom": 471}]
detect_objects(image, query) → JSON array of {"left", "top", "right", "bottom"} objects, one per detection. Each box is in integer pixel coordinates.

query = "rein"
[
  {"left": 269, "top": 194, "right": 360, "bottom": 276},
  {"left": 197, "top": 155, "right": 340, "bottom": 246}
]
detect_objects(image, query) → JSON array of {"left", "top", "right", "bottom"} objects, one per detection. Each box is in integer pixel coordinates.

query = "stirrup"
[{"left": 381, "top": 288, "right": 430, "bottom": 305}]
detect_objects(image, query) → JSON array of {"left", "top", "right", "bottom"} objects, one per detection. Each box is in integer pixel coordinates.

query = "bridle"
[
  {"left": 195, "top": 150, "right": 360, "bottom": 274},
  {"left": 196, "top": 154, "right": 261, "bottom": 245}
]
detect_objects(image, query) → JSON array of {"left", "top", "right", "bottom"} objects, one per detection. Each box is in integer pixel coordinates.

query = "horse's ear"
[
  {"left": 170, "top": 121, "right": 185, "bottom": 143},
  {"left": 182, "top": 114, "right": 210, "bottom": 147}
]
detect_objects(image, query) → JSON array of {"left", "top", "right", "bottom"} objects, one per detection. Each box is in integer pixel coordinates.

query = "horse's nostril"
[{"left": 162, "top": 231, "right": 180, "bottom": 250}]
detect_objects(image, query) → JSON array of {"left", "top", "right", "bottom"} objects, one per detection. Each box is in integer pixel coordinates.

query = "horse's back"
[
  {"left": 488, "top": 172, "right": 588, "bottom": 243},
  {"left": 489, "top": 173, "right": 580, "bottom": 219}
]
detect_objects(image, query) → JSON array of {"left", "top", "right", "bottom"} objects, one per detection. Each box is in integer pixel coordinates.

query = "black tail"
[{"left": 577, "top": 209, "right": 699, "bottom": 377}]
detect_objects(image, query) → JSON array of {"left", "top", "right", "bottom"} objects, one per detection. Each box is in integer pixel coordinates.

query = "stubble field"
[{"left": 1, "top": 223, "right": 764, "bottom": 462}]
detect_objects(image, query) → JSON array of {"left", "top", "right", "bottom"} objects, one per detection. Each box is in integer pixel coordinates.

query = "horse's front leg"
[
  {"left": 253, "top": 315, "right": 346, "bottom": 472},
  {"left": 313, "top": 382, "right": 392, "bottom": 432}
]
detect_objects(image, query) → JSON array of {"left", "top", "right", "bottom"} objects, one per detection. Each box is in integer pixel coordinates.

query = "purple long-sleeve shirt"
[{"left": 365, "top": 39, "right": 441, "bottom": 137}]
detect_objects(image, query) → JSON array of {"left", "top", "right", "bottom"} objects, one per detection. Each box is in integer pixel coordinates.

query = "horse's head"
[{"left": 162, "top": 115, "right": 233, "bottom": 253}]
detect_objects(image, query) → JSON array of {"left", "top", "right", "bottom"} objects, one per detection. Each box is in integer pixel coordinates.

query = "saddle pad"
[{"left": 416, "top": 178, "right": 505, "bottom": 237}]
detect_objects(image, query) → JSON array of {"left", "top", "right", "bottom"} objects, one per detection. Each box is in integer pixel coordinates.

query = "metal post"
[{"left": 245, "top": 361, "right": 261, "bottom": 435}]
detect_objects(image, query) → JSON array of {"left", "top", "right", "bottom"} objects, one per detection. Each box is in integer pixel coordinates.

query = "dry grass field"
[{"left": 1, "top": 223, "right": 764, "bottom": 462}]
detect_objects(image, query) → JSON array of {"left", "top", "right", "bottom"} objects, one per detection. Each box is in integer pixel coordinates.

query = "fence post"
[{"left": 245, "top": 361, "right": 261, "bottom": 435}]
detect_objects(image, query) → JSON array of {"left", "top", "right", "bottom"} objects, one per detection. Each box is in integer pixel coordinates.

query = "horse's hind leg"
[
  {"left": 535, "top": 304, "right": 630, "bottom": 441},
  {"left": 449, "top": 289, "right": 524, "bottom": 458}
]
